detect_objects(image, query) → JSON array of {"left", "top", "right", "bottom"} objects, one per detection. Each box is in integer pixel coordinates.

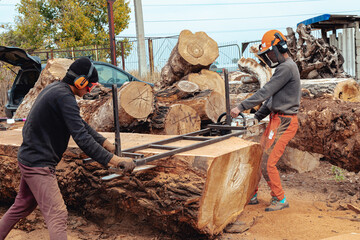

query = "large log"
[
  {"left": 183, "top": 69, "right": 225, "bottom": 96},
  {"left": 237, "top": 57, "right": 272, "bottom": 88},
  {"left": 151, "top": 104, "right": 201, "bottom": 135},
  {"left": 156, "top": 30, "right": 219, "bottom": 90},
  {"left": 0, "top": 130, "right": 262, "bottom": 236},
  {"left": 174, "top": 90, "right": 225, "bottom": 122},
  {"left": 79, "top": 81, "right": 154, "bottom": 131},
  {"left": 289, "top": 96, "right": 360, "bottom": 172},
  {"left": 14, "top": 58, "right": 73, "bottom": 118},
  {"left": 155, "top": 80, "right": 199, "bottom": 103}
]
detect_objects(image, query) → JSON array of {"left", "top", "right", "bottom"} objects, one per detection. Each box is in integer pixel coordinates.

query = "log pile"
[
  {"left": 0, "top": 130, "right": 263, "bottom": 236},
  {"left": 286, "top": 24, "right": 350, "bottom": 79}
]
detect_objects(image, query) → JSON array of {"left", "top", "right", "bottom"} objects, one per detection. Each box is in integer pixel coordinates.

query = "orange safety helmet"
[{"left": 257, "top": 30, "right": 288, "bottom": 68}]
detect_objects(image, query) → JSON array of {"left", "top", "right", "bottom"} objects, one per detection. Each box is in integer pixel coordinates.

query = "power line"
[
  {"left": 136, "top": 0, "right": 322, "bottom": 7},
  {"left": 134, "top": 10, "right": 360, "bottom": 23}
]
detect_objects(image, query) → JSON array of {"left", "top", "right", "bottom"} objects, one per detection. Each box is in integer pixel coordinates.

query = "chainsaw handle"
[{"left": 217, "top": 112, "right": 246, "bottom": 127}]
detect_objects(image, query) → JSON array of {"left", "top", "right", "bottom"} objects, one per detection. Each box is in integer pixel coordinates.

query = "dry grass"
[
  {"left": 128, "top": 70, "right": 161, "bottom": 85},
  {"left": 0, "top": 63, "right": 16, "bottom": 116}
]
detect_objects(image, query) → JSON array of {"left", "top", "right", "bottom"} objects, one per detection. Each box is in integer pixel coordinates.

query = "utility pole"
[
  {"left": 134, "top": 0, "right": 147, "bottom": 77},
  {"left": 107, "top": 0, "right": 117, "bottom": 66}
]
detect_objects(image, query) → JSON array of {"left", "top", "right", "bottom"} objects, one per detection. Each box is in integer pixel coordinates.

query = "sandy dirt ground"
[{"left": 1, "top": 161, "right": 359, "bottom": 240}]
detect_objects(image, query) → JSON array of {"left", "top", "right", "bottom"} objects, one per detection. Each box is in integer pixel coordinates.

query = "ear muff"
[
  {"left": 273, "top": 32, "right": 288, "bottom": 54},
  {"left": 68, "top": 63, "right": 94, "bottom": 89}
]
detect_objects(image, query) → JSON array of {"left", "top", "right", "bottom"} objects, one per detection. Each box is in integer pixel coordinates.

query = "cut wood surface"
[
  {"left": 14, "top": 58, "right": 73, "bottom": 119},
  {"left": 79, "top": 81, "right": 154, "bottom": 131},
  {"left": 184, "top": 69, "right": 225, "bottom": 96},
  {"left": 151, "top": 104, "right": 201, "bottom": 135},
  {"left": 157, "top": 30, "right": 219, "bottom": 90},
  {"left": 0, "top": 130, "right": 262, "bottom": 236},
  {"left": 333, "top": 79, "right": 360, "bottom": 102},
  {"left": 175, "top": 90, "right": 225, "bottom": 122}
]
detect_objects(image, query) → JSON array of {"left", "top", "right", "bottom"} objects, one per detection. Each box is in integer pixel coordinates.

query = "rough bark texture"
[
  {"left": 0, "top": 131, "right": 262, "bottom": 236},
  {"left": 286, "top": 24, "right": 350, "bottom": 79},
  {"left": 14, "top": 58, "right": 74, "bottom": 118},
  {"left": 155, "top": 80, "right": 199, "bottom": 103},
  {"left": 79, "top": 81, "right": 154, "bottom": 132},
  {"left": 237, "top": 57, "right": 272, "bottom": 88},
  {"left": 289, "top": 96, "right": 360, "bottom": 172},
  {"left": 156, "top": 30, "right": 219, "bottom": 90}
]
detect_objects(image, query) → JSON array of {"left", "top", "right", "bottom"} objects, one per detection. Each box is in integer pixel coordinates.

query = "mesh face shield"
[{"left": 257, "top": 45, "right": 284, "bottom": 68}]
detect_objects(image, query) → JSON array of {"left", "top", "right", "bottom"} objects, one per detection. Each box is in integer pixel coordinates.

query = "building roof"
[{"left": 297, "top": 14, "right": 360, "bottom": 30}]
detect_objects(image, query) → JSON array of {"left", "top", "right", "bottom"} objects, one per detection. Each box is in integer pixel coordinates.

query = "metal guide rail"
[{"left": 84, "top": 69, "right": 252, "bottom": 181}]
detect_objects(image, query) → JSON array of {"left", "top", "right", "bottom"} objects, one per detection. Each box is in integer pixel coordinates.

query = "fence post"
[
  {"left": 148, "top": 38, "right": 154, "bottom": 75},
  {"left": 95, "top": 45, "right": 99, "bottom": 61},
  {"left": 121, "top": 41, "right": 126, "bottom": 70},
  {"left": 51, "top": 49, "right": 54, "bottom": 59},
  {"left": 71, "top": 47, "right": 75, "bottom": 59}
]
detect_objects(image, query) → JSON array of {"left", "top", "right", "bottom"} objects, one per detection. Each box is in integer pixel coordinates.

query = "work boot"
[
  {"left": 248, "top": 193, "right": 259, "bottom": 205},
  {"left": 265, "top": 197, "right": 289, "bottom": 212}
]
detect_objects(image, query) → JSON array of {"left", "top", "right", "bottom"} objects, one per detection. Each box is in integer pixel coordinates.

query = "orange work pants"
[{"left": 259, "top": 112, "right": 298, "bottom": 201}]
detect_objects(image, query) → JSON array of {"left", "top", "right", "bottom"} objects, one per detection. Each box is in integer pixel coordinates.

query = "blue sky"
[{"left": 1, "top": 0, "right": 360, "bottom": 45}]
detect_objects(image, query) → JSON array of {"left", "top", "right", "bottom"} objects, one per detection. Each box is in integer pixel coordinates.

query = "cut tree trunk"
[
  {"left": 289, "top": 96, "right": 360, "bottom": 172},
  {"left": 151, "top": 104, "right": 201, "bottom": 135},
  {"left": 14, "top": 58, "right": 74, "bottom": 118},
  {"left": 229, "top": 93, "right": 261, "bottom": 113},
  {"left": 333, "top": 79, "right": 360, "bottom": 102},
  {"left": 182, "top": 69, "right": 225, "bottom": 96},
  {"left": 155, "top": 80, "right": 199, "bottom": 103},
  {"left": 237, "top": 57, "right": 272, "bottom": 88},
  {"left": 174, "top": 90, "right": 225, "bottom": 122},
  {"left": 0, "top": 130, "right": 263, "bottom": 236},
  {"left": 156, "top": 30, "right": 219, "bottom": 90},
  {"left": 79, "top": 81, "right": 154, "bottom": 132}
]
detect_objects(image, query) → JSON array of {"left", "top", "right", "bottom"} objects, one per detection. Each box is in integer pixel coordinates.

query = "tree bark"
[
  {"left": 289, "top": 96, "right": 360, "bottom": 172},
  {"left": 156, "top": 30, "right": 219, "bottom": 90},
  {"left": 155, "top": 80, "right": 199, "bottom": 103},
  {"left": 237, "top": 57, "right": 272, "bottom": 88},
  {"left": 0, "top": 131, "right": 262, "bottom": 236}
]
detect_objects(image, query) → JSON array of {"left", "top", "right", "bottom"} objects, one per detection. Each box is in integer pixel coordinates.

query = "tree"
[{"left": 0, "top": 0, "right": 131, "bottom": 60}]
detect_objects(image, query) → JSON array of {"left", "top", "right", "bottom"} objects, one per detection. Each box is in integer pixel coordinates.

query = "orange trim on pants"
[{"left": 260, "top": 113, "right": 298, "bottom": 201}]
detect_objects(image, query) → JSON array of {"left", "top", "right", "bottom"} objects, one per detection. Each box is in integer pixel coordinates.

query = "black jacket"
[{"left": 18, "top": 81, "right": 113, "bottom": 168}]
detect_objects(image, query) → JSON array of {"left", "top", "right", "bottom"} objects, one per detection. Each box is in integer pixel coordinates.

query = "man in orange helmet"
[{"left": 231, "top": 30, "right": 301, "bottom": 211}]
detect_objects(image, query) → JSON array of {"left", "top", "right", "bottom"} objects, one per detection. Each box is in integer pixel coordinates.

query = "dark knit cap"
[{"left": 62, "top": 57, "right": 98, "bottom": 86}]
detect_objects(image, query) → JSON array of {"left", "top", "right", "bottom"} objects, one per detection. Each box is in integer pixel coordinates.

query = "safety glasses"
[{"left": 86, "top": 82, "right": 99, "bottom": 93}]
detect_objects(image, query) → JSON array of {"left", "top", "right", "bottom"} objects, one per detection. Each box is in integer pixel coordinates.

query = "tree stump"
[
  {"left": 157, "top": 30, "right": 219, "bottom": 90},
  {"left": 183, "top": 69, "right": 225, "bottom": 96},
  {"left": 0, "top": 131, "right": 263, "bottom": 236},
  {"left": 151, "top": 104, "right": 201, "bottom": 135}
]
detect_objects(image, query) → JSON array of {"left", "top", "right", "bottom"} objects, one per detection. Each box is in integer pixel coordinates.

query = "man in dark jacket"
[
  {"left": 231, "top": 30, "right": 301, "bottom": 212},
  {"left": 0, "top": 57, "right": 135, "bottom": 239}
]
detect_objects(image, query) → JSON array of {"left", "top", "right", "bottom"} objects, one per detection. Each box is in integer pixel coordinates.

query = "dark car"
[{"left": 0, "top": 46, "right": 152, "bottom": 118}]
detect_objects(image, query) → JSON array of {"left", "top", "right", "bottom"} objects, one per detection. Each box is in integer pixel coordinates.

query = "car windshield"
[{"left": 94, "top": 64, "right": 130, "bottom": 85}]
